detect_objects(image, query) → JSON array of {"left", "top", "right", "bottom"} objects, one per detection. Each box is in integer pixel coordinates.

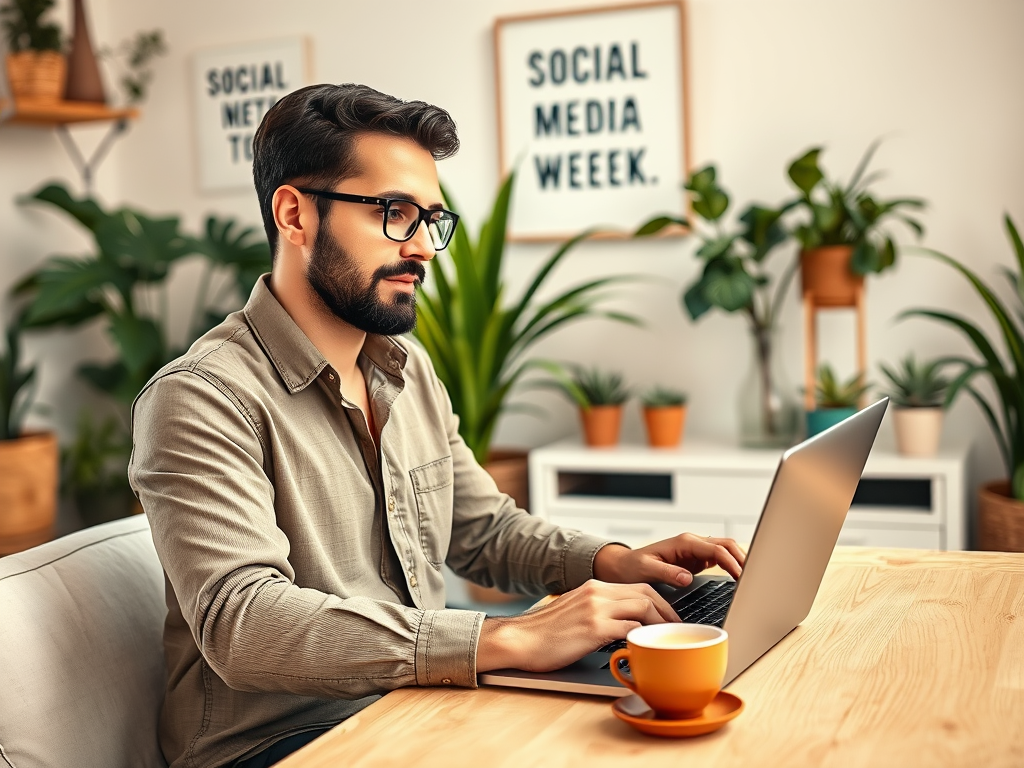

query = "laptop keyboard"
[{"left": 598, "top": 580, "right": 737, "bottom": 656}]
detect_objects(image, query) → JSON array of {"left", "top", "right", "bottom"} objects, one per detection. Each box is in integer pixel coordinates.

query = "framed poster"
[
  {"left": 192, "top": 38, "right": 310, "bottom": 192},
  {"left": 494, "top": 1, "right": 690, "bottom": 241}
]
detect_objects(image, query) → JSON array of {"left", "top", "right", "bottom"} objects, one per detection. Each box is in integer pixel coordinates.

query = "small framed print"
[{"left": 494, "top": 1, "right": 690, "bottom": 240}]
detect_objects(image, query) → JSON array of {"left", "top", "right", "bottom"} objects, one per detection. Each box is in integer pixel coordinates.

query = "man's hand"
[
  {"left": 593, "top": 533, "right": 746, "bottom": 587},
  {"left": 476, "top": 580, "right": 680, "bottom": 673}
]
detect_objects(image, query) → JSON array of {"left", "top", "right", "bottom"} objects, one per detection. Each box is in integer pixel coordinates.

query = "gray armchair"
[{"left": 0, "top": 515, "right": 168, "bottom": 768}]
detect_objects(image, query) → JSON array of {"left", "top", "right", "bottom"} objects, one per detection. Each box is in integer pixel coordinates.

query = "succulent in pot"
[
  {"left": 640, "top": 386, "right": 688, "bottom": 448},
  {"left": 878, "top": 354, "right": 949, "bottom": 458},
  {"left": 547, "top": 365, "right": 630, "bottom": 448},
  {"left": 806, "top": 364, "right": 870, "bottom": 437}
]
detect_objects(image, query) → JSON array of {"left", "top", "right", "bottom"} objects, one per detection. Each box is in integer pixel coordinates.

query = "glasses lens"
[
  {"left": 428, "top": 213, "right": 455, "bottom": 250},
  {"left": 384, "top": 200, "right": 420, "bottom": 242}
]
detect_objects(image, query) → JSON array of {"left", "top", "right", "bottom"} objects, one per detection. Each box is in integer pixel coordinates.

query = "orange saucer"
[{"left": 611, "top": 692, "right": 744, "bottom": 738}]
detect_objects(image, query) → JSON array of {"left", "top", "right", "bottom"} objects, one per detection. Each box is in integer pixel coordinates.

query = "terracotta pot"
[
  {"left": 892, "top": 407, "right": 943, "bottom": 457},
  {"left": 977, "top": 480, "right": 1024, "bottom": 552},
  {"left": 466, "top": 448, "right": 531, "bottom": 604},
  {"left": 643, "top": 405, "right": 687, "bottom": 448},
  {"left": 0, "top": 432, "right": 59, "bottom": 555},
  {"left": 800, "top": 245, "right": 862, "bottom": 307},
  {"left": 580, "top": 405, "right": 623, "bottom": 447},
  {"left": 5, "top": 51, "right": 67, "bottom": 102}
]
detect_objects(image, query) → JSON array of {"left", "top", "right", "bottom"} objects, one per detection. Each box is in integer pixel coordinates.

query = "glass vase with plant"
[
  {"left": 806, "top": 363, "right": 870, "bottom": 437},
  {"left": 545, "top": 365, "right": 630, "bottom": 448},
  {"left": 414, "top": 171, "right": 640, "bottom": 467},
  {"left": 640, "top": 385, "right": 688, "bottom": 448},
  {"left": 878, "top": 354, "right": 950, "bottom": 457},
  {"left": 637, "top": 165, "right": 799, "bottom": 447},
  {"left": 901, "top": 215, "right": 1024, "bottom": 549}
]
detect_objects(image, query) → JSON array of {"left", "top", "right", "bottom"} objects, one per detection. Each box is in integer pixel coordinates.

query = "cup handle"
[{"left": 608, "top": 649, "right": 637, "bottom": 693}]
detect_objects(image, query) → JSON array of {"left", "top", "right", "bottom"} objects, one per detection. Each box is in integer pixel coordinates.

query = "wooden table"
[{"left": 279, "top": 548, "right": 1024, "bottom": 768}]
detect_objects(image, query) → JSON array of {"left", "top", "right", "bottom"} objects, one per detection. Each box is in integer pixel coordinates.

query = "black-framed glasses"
[{"left": 297, "top": 188, "right": 459, "bottom": 251}]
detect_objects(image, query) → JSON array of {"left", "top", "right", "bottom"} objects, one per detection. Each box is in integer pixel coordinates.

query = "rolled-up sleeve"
[{"left": 130, "top": 371, "right": 484, "bottom": 697}]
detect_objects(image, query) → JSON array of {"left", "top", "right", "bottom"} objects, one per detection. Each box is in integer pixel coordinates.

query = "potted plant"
[
  {"left": 637, "top": 165, "right": 799, "bottom": 447},
  {"left": 1, "top": 0, "right": 64, "bottom": 101},
  {"left": 901, "top": 215, "right": 1024, "bottom": 551},
  {"left": 14, "top": 182, "right": 270, "bottom": 523},
  {"left": 546, "top": 365, "right": 631, "bottom": 448},
  {"left": 786, "top": 142, "right": 926, "bottom": 304},
  {"left": 0, "top": 320, "right": 58, "bottom": 554},
  {"left": 806, "top": 364, "right": 870, "bottom": 437},
  {"left": 878, "top": 354, "right": 950, "bottom": 457},
  {"left": 414, "top": 170, "right": 639, "bottom": 496},
  {"left": 641, "top": 386, "right": 688, "bottom": 448}
]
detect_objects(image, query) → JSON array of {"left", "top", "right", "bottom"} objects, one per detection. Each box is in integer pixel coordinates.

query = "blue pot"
[{"left": 805, "top": 407, "right": 858, "bottom": 437}]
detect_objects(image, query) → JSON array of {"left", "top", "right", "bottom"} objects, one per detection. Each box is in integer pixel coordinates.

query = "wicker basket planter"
[
  {"left": 0, "top": 432, "right": 59, "bottom": 555},
  {"left": 977, "top": 480, "right": 1024, "bottom": 553},
  {"left": 5, "top": 51, "right": 67, "bottom": 101}
]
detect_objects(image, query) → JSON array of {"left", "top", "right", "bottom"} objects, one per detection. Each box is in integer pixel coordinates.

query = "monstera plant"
[{"left": 14, "top": 182, "right": 270, "bottom": 524}]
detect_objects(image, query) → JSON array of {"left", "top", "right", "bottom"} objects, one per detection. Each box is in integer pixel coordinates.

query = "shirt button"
[
  {"left": 327, "top": 373, "right": 335, "bottom": 381},
  {"left": 409, "top": 575, "right": 418, "bottom": 588},
  {"left": 442, "top": 678, "right": 452, "bottom": 685},
  {"left": 389, "top": 360, "right": 400, "bottom": 370},
  {"left": 388, "top": 496, "right": 396, "bottom": 512}
]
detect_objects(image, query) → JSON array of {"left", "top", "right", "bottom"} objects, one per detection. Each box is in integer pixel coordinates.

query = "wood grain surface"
[{"left": 278, "top": 548, "right": 1024, "bottom": 768}]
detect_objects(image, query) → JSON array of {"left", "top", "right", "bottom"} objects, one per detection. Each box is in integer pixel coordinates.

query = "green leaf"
[
  {"left": 787, "top": 148, "right": 824, "bottom": 196},
  {"left": 1006, "top": 214, "right": 1024, "bottom": 277},
  {"left": 738, "top": 205, "right": 787, "bottom": 262},
  {"left": 22, "top": 183, "right": 107, "bottom": 232},
  {"left": 108, "top": 313, "right": 163, "bottom": 378},
  {"left": 696, "top": 235, "right": 735, "bottom": 261},
  {"left": 850, "top": 240, "right": 880, "bottom": 275},
  {"left": 22, "top": 257, "right": 128, "bottom": 325},
  {"left": 634, "top": 215, "right": 689, "bottom": 236},
  {"left": 701, "top": 258, "right": 756, "bottom": 313}
]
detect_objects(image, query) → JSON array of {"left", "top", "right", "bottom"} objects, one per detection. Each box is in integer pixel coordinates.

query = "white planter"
[{"left": 892, "top": 407, "right": 944, "bottom": 457}]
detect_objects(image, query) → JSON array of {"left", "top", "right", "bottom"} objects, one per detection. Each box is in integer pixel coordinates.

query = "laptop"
[{"left": 479, "top": 397, "right": 888, "bottom": 696}]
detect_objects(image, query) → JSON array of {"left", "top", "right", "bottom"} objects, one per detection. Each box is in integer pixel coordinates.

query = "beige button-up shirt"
[{"left": 129, "top": 276, "right": 611, "bottom": 768}]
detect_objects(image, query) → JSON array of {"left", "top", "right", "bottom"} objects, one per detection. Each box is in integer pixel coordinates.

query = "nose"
[{"left": 399, "top": 219, "right": 437, "bottom": 262}]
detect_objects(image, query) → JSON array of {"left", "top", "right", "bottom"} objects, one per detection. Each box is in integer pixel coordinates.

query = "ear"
[{"left": 272, "top": 185, "right": 315, "bottom": 248}]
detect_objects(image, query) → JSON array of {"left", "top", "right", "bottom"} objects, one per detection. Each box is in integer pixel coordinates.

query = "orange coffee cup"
[{"left": 609, "top": 623, "right": 728, "bottom": 720}]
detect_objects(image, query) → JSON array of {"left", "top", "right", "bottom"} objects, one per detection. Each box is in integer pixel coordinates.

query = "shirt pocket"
[{"left": 409, "top": 455, "right": 454, "bottom": 569}]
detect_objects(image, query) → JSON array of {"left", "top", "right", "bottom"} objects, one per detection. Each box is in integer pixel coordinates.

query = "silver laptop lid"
[{"left": 721, "top": 397, "right": 888, "bottom": 684}]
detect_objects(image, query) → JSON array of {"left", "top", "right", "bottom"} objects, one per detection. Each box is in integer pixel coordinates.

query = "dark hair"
[{"left": 252, "top": 83, "right": 460, "bottom": 255}]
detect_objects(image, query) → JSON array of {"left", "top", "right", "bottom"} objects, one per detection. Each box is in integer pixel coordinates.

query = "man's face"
[{"left": 305, "top": 132, "right": 442, "bottom": 335}]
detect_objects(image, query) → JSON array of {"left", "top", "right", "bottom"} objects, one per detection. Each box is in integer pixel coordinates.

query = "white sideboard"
[{"left": 528, "top": 440, "right": 969, "bottom": 551}]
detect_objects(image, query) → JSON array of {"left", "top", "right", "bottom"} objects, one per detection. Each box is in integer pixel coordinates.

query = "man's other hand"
[
  {"left": 476, "top": 580, "right": 679, "bottom": 673},
  {"left": 593, "top": 534, "right": 746, "bottom": 587}
]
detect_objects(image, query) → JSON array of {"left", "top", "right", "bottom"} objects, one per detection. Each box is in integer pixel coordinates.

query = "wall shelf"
[{"left": 0, "top": 97, "right": 137, "bottom": 126}]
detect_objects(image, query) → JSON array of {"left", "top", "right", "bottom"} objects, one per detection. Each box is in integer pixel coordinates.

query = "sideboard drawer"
[{"left": 549, "top": 515, "right": 726, "bottom": 549}]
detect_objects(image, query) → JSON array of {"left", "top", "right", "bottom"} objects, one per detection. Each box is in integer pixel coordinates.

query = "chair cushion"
[{"left": 0, "top": 515, "right": 168, "bottom": 768}]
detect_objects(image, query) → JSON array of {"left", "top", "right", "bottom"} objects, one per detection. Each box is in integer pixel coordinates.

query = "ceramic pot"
[
  {"left": 800, "top": 245, "right": 862, "bottom": 307},
  {"left": 5, "top": 51, "right": 66, "bottom": 101},
  {"left": 465, "top": 448, "right": 531, "bottom": 604},
  {"left": 0, "top": 432, "right": 59, "bottom": 555},
  {"left": 579, "top": 405, "right": 623, "bottom": 447},
  {"left": 977, "top": 480, "right": 1024, "bottom": 552},
  {"left": 642, "top": 405, "right": 687, "bottom": 448},
  {"left": 805, "top": 407, "right": 857, "bottom": 438},
  {"left": 892, "top": 407, "right": 943, "bottom": 457}
]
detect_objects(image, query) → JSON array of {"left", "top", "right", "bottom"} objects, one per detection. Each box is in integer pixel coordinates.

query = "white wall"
[{"left": 3, "top": 0, "right": 1022, "bottom": 525}]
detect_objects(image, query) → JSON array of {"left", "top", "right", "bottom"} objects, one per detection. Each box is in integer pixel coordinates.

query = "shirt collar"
[{"left": 243, "top": 274, "right": 409, "bottom": 394}]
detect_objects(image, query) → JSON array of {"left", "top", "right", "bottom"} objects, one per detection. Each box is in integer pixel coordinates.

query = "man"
[{"left": 129, "top": 83, "right": 745, "bottom": 768}]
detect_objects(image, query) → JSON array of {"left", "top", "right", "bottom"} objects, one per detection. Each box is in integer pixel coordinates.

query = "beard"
[{"left": 306, "top": 226, "right": 426, "bottom": 335}]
